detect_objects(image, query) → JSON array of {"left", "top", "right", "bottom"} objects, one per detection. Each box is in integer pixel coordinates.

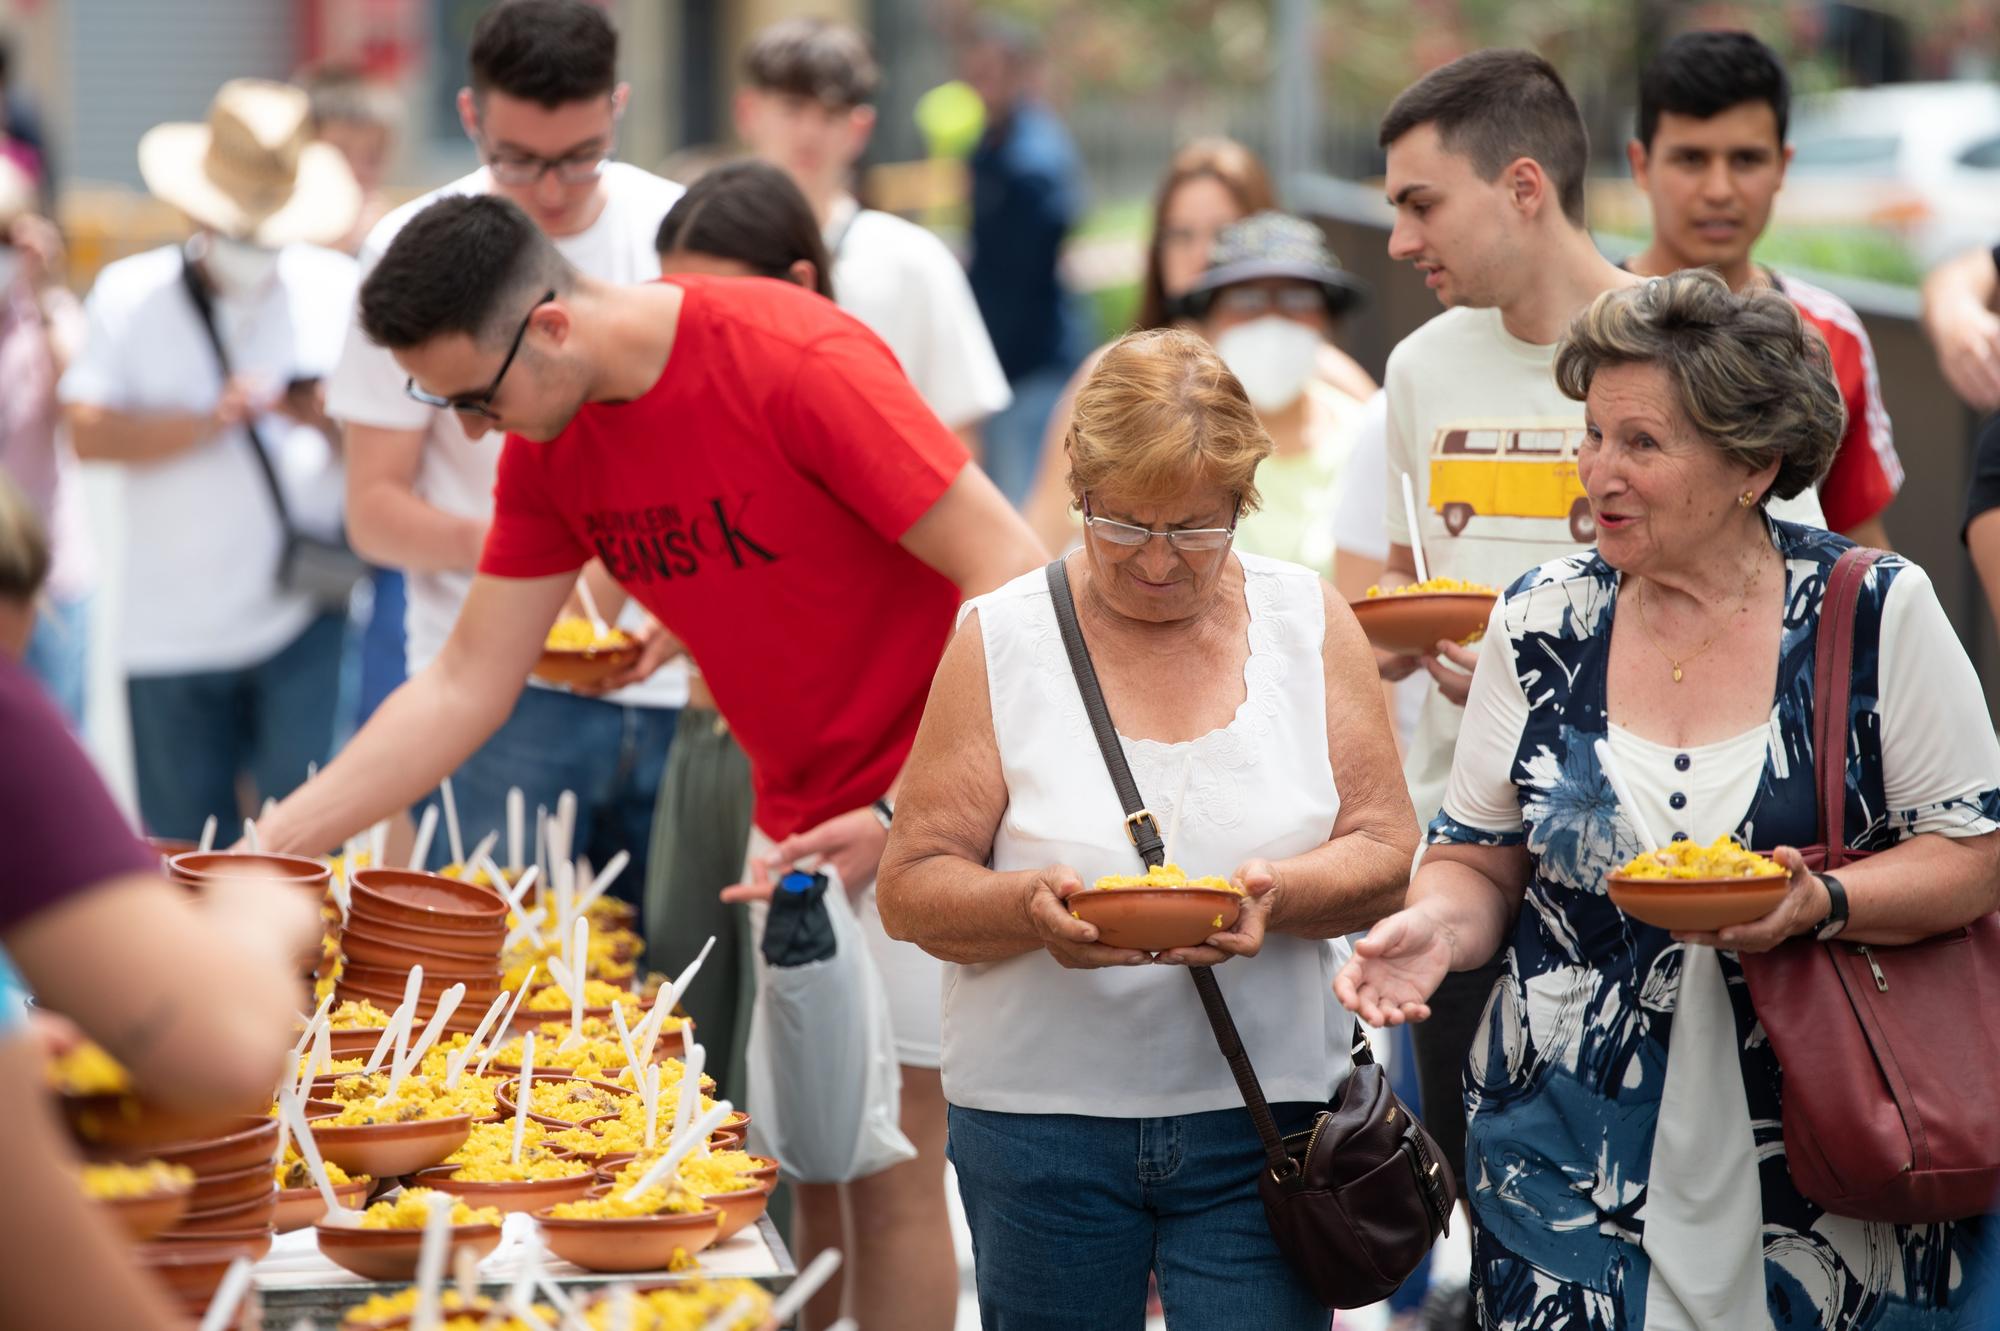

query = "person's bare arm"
[
  {"left": 1970, "top": 510, "right": 2000, "bottom": 636},
  {"left": 258, "top": 570, "right": 575, "bottom": 855},
  {"left": 1334, "top": 841, "right": 1529, "bottom": 1026},
  {"left": 952, "top": 421, "right": 985, "bottom": 467},
  {"left": 343, "top": 422, "right": 489, "bottom": 572},
  {"left": 66, "top": 399, "right": 233, "bottom": 465},
  {"left": 6, "top": 874, "right": 318, "bottom": 1114},
  {"left": 899, "top": 464, "right": 1050, "bottom": 599},
  {"left": 0, "top": 1035, "right": 194, "bottom": 1331},
  {"left": 1920, "top": 244, "right": 2000, "bottom": 412},
  {"left": 876, "top": 612, "right": 1151, "bottom": 968}
]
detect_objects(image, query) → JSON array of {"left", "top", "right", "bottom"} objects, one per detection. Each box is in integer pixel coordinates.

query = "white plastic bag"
[{"left": 744, "top": 868, "right": 915, "bottom": 1183}]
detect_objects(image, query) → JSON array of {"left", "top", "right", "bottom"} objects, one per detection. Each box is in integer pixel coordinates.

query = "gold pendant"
[{"left": 1672, "top": 665, "right": 1684, "bottom": 682}]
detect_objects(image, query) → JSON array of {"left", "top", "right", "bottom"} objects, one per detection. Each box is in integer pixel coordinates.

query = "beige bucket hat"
[{"left": 138, "top": 78, "right": 361, "bottom": 247}]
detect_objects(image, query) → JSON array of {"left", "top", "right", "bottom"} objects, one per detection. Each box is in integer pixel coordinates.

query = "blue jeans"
[
  {"left": 127, "top": 612, "right": 346, "bottom": 841},
  {"left": 427, "top": 685, "right": 677, "bottom": 929},
  {"left": 949, "top": 1101, "right": 1330, "bottom": 1331},
  {"left": 356, "top": 568, "right": 406, "bottom": 724},
  {"left": 23, "top": 590, "right": 89, "bottom": 731},
  {"left": 982, "top": 366, "right": 1072, "bottom": 507}
]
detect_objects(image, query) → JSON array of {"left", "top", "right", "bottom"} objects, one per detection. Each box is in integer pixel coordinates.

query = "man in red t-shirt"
[
  {"left": 259, "top": 192, "right": 1044, "bottom": 1325},
  {"left": 1623, "top": 29, "right": 1902, "bottom": 545}
]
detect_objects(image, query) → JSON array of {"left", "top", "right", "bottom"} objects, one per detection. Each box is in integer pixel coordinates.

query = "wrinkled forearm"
[
  {"left": 876, "top": 843, "right": 1043, "bottom": 965},
  {"left": 1264, "top": 823, "right": 1417, "bottom": 940}
]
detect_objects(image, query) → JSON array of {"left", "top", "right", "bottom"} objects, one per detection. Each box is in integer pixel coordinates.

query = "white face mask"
[
  {"left": 1214, "top": 316, "right": 1322, "bottom": 413},
  {"left": 196, "top": 234, "right": 282, "bottom": 302}
]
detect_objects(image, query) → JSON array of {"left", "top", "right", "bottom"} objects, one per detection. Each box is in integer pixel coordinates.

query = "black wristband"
[{"left": 1813, "top": 871, "right": 1850, "bottom": 940}]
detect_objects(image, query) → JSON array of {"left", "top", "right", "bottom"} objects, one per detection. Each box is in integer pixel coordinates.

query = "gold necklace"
[{"left": 1635, "top": 553, "right": 1763, "bottom": 683}]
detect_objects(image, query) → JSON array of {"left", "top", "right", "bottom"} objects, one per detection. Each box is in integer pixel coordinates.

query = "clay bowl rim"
[
  {"left": 98, "top": 1179, "right": 195, "bottom": 1241},
  {"left": 1348, "top": 590, "right": 1497, "bottom": 654},
  {"left": 348, "top": 867, "right": 509, "bottom": 930},
  {"left": 313, "top": 1219, "right": 503, "bottom": 1280},
  {"left": 701, "top": 1185, "right": 771, "bottom": 1241},
  {"left": 337, "top": 923, "right": 505, "bottom": 973},
  {"left": 339, "top": 911, "right": 508, "bottom": 957},
  {"left": 166, "top": 1189, "right": 278, "bottom": 1233},
  {"left": 185, "top": 1158, "right": 278, "bottom": 1208},
  {"left": 496, "top": 1072, "right": 639, "bottom": 1130},
  {"left": 530, "top": 1202, "right": 725, "bottom": 1267},
  {"left": 307, "top": 1113, "right": 475, "bottom": 1177},
  {"left": 338, "top": 958, "right": 504, "bottom": 993},
  {"left": 1068, "top": 886, "right": 1245, "bottom": 949},
  {"left": 137, "top": 1116, "right": 281, "bottom": 1172},
  {"left": 273, "top": 1176, "right": 373, "bottom": 1235},
  {"left": 409, "top": 1162, "right": 600, "bottom": 1211},
  {"left": 1605, "top": 873, "right": 1791, "bottom": 931},
  {"left": 135, "top": 1230, "right": 273, "bottom": 1270},
  {"left": 168, "top": 850, "right": 333, "bottom": 888},
  {"left": 331, "top": 981, "right": 493, "bottom": 1027}
]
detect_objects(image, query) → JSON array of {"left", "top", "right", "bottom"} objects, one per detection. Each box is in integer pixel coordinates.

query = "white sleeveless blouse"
[{"left": 942, "top": 552, "right": 1357, "bottom": 1117}]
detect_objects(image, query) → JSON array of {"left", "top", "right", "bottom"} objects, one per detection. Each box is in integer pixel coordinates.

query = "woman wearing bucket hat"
[
  {"left": 60, "top": 79, "right": 362, "bottom": 842},
  {"left": 1179, "top": 211, "right": 1372, "bottom": 580}
]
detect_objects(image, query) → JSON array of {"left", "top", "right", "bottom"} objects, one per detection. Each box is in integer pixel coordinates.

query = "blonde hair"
[
  {"left": 0, "top": 471, "right": 50, "bottom": 605},
  {"left": 1553, "top": 270, "right": 1844, "bottom": 502},
  {"left": 1065, "top": 327, "right": 1270, "bottom": 514}
]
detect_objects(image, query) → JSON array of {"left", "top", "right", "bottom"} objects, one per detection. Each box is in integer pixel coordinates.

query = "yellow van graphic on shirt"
[{"left": 1428, "top": 420, "right": 1595, "bottom": 543}]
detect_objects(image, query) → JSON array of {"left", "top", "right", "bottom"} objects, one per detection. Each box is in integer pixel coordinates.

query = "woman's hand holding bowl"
[
  {"left": 1335, "top": 907, "right": 1455, "bottom": 1025},
  {"left": 1026, "top": 865, "right": 1156, "bottom": 969},
  {"left": 1154, "top": 858, "right": 1277, "bottom": 967},
  {"left": 1669, "top": 845, "right": 1827, "bottom": 953}
]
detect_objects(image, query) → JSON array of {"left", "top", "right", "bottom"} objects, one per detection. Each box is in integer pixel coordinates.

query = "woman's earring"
[{"left": 1739, "top": 490, "right": 1757, "bottom": 508}]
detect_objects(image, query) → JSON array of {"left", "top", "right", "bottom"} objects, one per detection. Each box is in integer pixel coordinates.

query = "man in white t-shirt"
[
  {"left": 735, "top": 17, "right": 1011, "bottom": 449},
  {"left": 329, "top": 0, "right": 685, "bottom": 899},
  {"left": 1371, "top": 52, "right": 1823, "bottom": 1292},
  {"left": 60, "top": 79, "right": 360, "bottom": 841}
]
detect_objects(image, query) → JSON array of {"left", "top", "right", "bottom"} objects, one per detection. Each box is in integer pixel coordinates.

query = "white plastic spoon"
[
  {"left": 512, "top": 1032, "right": 535, "bottom": 1166},
  {"left": 507, "top": 788, "right": 525, "bottom": 873},
  {"left": 197, "top": 1256, "right": 253, "bottom": 1331},
  {"left": 621, "top": 1100, "right": 733, "bottom": 1203},
  {"left": 277, "top": 1087, "right": 358, "bottom": 1226},
  {"left": 410, "top": 804, "right": 439, "bottom": 871},
  {"left": 440, "top": 777, "right": 465, "bottom": 871},
  {"left": 1401, "top": 472, "right": 1431, "bottom": 585},
  {"left": 198, "top": 815, "right": 217, "bottom": 854},
  {"left": 767, "top": 1250, "right": 845, "bottom": 1327},
  {"left": 411, "top": 1191, "right": 454, "bottom": 1331},
  {"left": 447, "top": 991, "right": 512, "bottom": 1089},
  {"left": 473, "top": 964, "right": 538, "bottom": 1080},
  {"left": 242, "top": 818, "right": 261, "bottom": 853}
]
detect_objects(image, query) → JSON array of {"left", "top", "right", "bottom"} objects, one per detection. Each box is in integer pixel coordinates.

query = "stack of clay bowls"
[
  {"left": 130, "top": 1117, "right": 279, "bottom": 1318},
  {"left": 336, "top": 869, "right": 508, "bottom": 1033}
]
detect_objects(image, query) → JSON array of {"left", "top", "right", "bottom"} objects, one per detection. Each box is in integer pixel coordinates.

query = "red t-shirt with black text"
[{"left": 480, "top": 275, "right": 968, "bottom": 840}]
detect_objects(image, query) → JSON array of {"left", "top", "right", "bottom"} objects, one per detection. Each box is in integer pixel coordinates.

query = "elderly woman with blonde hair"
[
  {"left": 1338, "top": 270, "right": 2000, "bottom": 1329},
  {"left": 877, "top": 327, "right": 1418, "bottom": 1329}
]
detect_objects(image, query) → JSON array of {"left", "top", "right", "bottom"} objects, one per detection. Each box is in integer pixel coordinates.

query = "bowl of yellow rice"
[
  {"left": 1606, "top": 836, "right": 1789, "bottom": 931},
  {"left": 1069, "top": 864, "right": 1244, "bottom": 953},
  {"left": 534, "top": 617, "right": 641, "bottom": 689},
  {"left": 1350, "top": 577, "right": 1498, "bottom": 655}
]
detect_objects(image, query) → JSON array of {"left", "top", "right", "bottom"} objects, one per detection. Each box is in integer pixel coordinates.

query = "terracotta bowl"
[
  {"left": 332, "top": 982, "right": 491, "bottom": 1033},
  {"left": 348, "top": 868, "right": 508, "bottom": 931},
  {"left": 136, "top": 1117, "right": 281, "bottom": 1175},
  {"left": 1349, "top": 591, "right": 1497, "bottom": 655},
  {"left": 339, "top": 911, "right": 508, "bottom": 959},
  {"left": 164, "top": 1187, "right": 276, "bottom": 1236},
  {"left": 169, "top": 850, "right": 333, "bottom": 900},
  {"left": 701, "top": 1186, "right": 770, "bottom": 1242},
  {"left": 740, "top": 1154, "right": 780, "bottom": 1186},
  {"left": 532, "top": 641, "right": 641, "bottom": 691},
  {"left": 410, "top": 1163, "right": 599, "bottom": 1214},
  {"left": 532, "top": 1205, "right": 722, "bottom": 1273},
  {"left": 496, "top": 1074, "right": 637, "bottom": 1130},
  {"left": 339, "top": 959, "right": 504, "bottom": 1003},
  {"left": 58, "top": 1092, "right": 223, "bottom": 1153},
  {"left": 98, "top": 1179, "right": 194, "bottom": 1241},
  {"left": 135, "top": 1231, "right": 272, "bottom": 1303},
  {"left": 338, "top": 920, "right": 504, "bottom": 972},
  {"left": 309, "top": 1114, "right": 473, "bottom": 1179},
  {"left": 274, "top": 1176, "right": 373, "bottom": 1233},
  {"left": 316, "top": 1220, "right": 502, "bottom": 1282},
  {"left": 1605, "top": 873, "right": 1790, "bottom": 932},
  {"left": 504, "top": 1001, "right": 646, "bottom": 1037},
  {"left": 328, "top": 1026, "right": 395, "bottom": 1058},
  {"left": 1067, "top": 888, "right": 1243, "bottom": 953},
  {"left": 187, "top": 1159, "right": 276, "bottom": 1211}
]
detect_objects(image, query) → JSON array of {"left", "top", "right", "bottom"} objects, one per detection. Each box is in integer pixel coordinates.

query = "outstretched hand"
[{"left": 1334, "top": 907, "right": 1455, "bottom": 1026}]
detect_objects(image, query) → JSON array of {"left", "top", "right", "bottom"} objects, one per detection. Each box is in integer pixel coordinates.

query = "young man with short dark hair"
[
  {"left": 264, "top": 193, "right": 1045, "bottom": 1331},
  {"left": 736, "top": 17, "right": 1009, "bottom": 463},
  {"left": 1625, "top": 28, "right": 1901, "bottom": 546},
  {"left": 326, "top": 0, "right": 686, "bottom": 901}
]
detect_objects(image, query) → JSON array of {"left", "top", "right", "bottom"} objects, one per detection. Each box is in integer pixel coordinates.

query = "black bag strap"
[
  {"left": 179, "top": 252, "right": 298, "bottom": 537},
  {"left": 1045, "top": 559, "right": 1370, "bottom": 1175}
]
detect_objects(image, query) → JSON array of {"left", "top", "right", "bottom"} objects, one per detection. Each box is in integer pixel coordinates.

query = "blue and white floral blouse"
[{"left": 1431, "top": 520, "right": 2000, "bottom": 1329}]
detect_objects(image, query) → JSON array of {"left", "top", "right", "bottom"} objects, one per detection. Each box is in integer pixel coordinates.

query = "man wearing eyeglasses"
[{"left": 325, "top": 0, "right": 685, "bottom": 903}]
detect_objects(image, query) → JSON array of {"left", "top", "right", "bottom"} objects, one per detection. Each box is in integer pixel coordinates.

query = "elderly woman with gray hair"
[{"left": 1337, "top": 271, "right": 2000, "bottom": 1329}]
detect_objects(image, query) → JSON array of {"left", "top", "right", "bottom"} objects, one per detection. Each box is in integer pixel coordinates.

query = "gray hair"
[{"left": 1553, "top": 270, "right": 1844, "bottom": 503}]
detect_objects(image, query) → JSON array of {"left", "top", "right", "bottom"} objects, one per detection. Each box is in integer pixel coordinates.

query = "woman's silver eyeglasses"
[{"left": 1081, "top": 494, "right": 1240, "bottom": 552}]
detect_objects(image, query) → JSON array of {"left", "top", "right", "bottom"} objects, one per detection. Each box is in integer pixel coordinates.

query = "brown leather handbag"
[
  {"left": 1740, "top": 547, "right": 2000, "bottom": 1223},
  {"left": 1046, "top": 561, "right": 1456, "bottom": 1308}
]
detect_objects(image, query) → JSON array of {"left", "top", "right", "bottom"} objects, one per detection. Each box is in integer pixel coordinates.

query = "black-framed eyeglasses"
[
  {"left": 1081, "top": 494, "right": 1241, "bottom": 552},
  {"left": 404, "top": 289, "right": 556, "bottom": 420},
  {"left": 478, "top": 133, "right": 614, "bottom": 187}
]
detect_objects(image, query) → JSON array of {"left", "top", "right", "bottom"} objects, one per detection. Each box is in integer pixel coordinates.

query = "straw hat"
[{"left": 138, "top": 79, "right": 361, "bottom": 248}]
